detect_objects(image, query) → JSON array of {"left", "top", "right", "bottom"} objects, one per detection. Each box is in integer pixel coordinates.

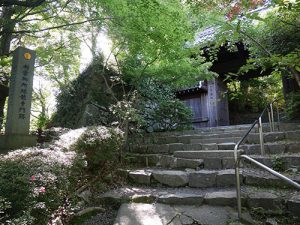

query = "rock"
[
  {"left": 168, "top": 143, "right": 184, "bottom": 153},
  {"left": 77, "top": 189, "right": 92, "bottom": 203},
  {"left": 129, "top": 170, "right": 152, "bottom": 185},
  {"left": 165, "top": 136, "right": 180, "bottom": 144},
  {"left": 158, "top": 155, "right": 176, "bottom": 168},
  {"left": 189, "top": 170, "right": 217, "bottom": 188},
  {"left": 76, "top": 207, "right": 104, "bottom": 217},
  {"left": 266, "top": 143, "right": 285, "bottom": 154},
  {"left": 265, "top": 218, "right": 278, "bottom": 225},
  {"left": 202, "top": 143, "right": 218, "bottom": 150},
  {"left": 286, "top": 130, "right": 300, "bottom": 141},
  {"left": 243, "top": 172, "right": 283, "bottom": 188},
  {"left": 144, "top": 154, "right": 160, "bottom": 166},
  {"left": 204, "top": 158, "right": 223, "bottom": 169},
  {"left": 264, "top": 132, "right": 285, "bottom": 142},
  {"left": 242, "top": 144, "right": 261, "bottom": 155},
  {"left": 130, "top": 144, "right": 147, "bottom": 153},
  {"left": 247, "top": 192, "right": 282, "bottom": 210},
  {"left": 204, "top": 191, "right": 236, "bottom": 206},
  {"left": 283, "top": 155, "right": 300, "bottom": 168},
  {"left": 180, "top": 215, "right": 194, "bottom": 225},
  {"left": 114, "top": 203, "right": 240, "bottom": 225},
  {"left": 152, "top": 170, "right": 189, "bottom": 187},
  {"left": 222, "top": 158, "right": 235, "bottom": 169},
  {"left": 216, "top": 169, "right": 239, "bottom": 187},
  {"left": 131, "top": 194, "right": 156, "bottom": 203},
  {"left": 114, "top": 203, "right": 166, "bottom": 225},
  {"left": 147, "top": 144, "right": 169, "bottom": 154},
  {"left": 176, "top": 158, "right": 204, "bottom": 169},
  {"left": 287, "top": 194, "right": 300, "bottom": 216},
  {"left": 177, "top": 136, "right": 191, "bottom": 144},
  {"left": 184, "top": 143, "right": 202, "bottom": 151},
  {"left": 158, "top": 193, "right": 204, "bottom": 205},
  {"left": 286, "top": 142, "right": 300, "bottom": 153},
  {"left": 218, "top": 142, "right": 236, "bottom": 150}
]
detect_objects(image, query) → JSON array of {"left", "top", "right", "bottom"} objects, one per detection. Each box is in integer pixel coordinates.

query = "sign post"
[{"left": 0, "top": 47, "right": 37, "bottom": 151}]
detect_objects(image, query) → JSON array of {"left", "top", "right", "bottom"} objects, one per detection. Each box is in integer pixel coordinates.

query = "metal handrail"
[
  {"left": 235, "top": 154, "right": 300, "bottom": 219},
  {"left": 241, "top": 155, "right": 300, "bottom": 189},
  {"left": 233, "top": 99, "right": 297, "bottom": 219},
  {"left": 234, "top": 120, "right": 258, "bottom": 218}
]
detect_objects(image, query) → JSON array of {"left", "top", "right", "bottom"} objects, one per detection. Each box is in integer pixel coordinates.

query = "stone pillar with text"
[
  {"left": 0, "top": 47, "right": 37, "bottom": 151},
  {"left": 207, "top": 78, "right": 229, "bottom": 127}
]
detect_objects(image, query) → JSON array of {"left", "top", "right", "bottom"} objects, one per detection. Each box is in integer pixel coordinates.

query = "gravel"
[{"left": 83, "top": 207, "right": 118, "bottom": 225}]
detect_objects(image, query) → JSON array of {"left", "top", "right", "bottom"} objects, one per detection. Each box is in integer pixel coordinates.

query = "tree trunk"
[
  {"left": 281, "top": 72, "right": 300, "bottom": 102},
  {"left": 0, "top": 6, "right": 16, "bottom": 131},
  {"left": 289, "top": 67, "right": 300, "bottom": 89}
]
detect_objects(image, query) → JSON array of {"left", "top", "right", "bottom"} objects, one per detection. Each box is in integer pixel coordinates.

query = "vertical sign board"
[
  {"left": 216, "top": 78, "right": 229, "bottom": 126},
  {"left": 207, "top": 79, "right": 218, "bottom": 127},
  {"left": 5, "top": 47, "right": 36, "bottom": 135}
]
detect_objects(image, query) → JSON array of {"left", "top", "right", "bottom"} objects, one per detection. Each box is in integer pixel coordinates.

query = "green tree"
[
  {"left": 98, "top": 0, "right": 214, "bottom": 88},
  {"left": 0, "top": 0, "right": 107, "bottom": 130}
]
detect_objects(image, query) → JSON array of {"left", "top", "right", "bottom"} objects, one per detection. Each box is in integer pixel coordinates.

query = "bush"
[
  {"left": 137, "top": 78, "right": 193, "bottom": 132},
  {"left": 0, "top": 148, "right": 81, "bottom": 225},
  {"left": 74, "top": 126, "right": 124, "bottom": 173},
  {"left": 141, "top": 99, "right": 193, "bottom": 131}
]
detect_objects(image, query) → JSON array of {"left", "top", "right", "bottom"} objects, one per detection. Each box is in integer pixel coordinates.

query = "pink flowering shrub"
[{"left": 0, "top": 146, "right": 83, "bottom": 225}]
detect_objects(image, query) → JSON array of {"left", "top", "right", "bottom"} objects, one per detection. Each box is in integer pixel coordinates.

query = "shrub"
[
  {"left": 136, "top": 78, "right": 193, "bottom": 132},
  {"left": 0, "top": 148, "right": 81, "bottom": 225},
  {"left": 0, "top": 196, "right": 11, "bottom": 223},
  {"left": 141, "top": 99, "right": 193, "bottom": 131},
  {"left": 74, "top": 126, "right": 124, "bottom": 173}
]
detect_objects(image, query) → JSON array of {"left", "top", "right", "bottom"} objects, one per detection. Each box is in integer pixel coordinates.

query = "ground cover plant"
[{"left": 0, "top": 126, "right": 127, "bottom": 225}]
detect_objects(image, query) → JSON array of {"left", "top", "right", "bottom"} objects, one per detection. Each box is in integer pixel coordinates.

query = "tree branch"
[
  {"left": 0, "top": 0, "right": 45, "bottom": 7},
  {"left": 11, "top": 17, "right": 113, "bottom": 34}
]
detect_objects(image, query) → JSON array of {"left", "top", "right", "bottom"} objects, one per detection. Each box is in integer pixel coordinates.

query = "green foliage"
[
  {"left": 0, "top": 160, "right": 32, "bottom": 217},
  {"left": 271, "top": 156, "right": 286, "bottom": 172},
  {"left": 142, "top": 99, "right": 193, "bottom": 131},
  {"left": 227, "top": 74, "right": 284, "bottom": 113},
  {"left": 136, "top": 78, "right": 193, "bottom": 131},
  {"left": 0, "top": 196, "right": 11, "bottom": 222},
  {"left": 99, "top": 0, "right": 212, "bottom": 88},
  {"left": 286, "top": 91, "right": 300, "bottom": 119},
  {"left": 0, "top": 149, "right": 82, "bottom": 224},
  {"left": 74, "top": 126, "right": 124, "bottom": 172}
]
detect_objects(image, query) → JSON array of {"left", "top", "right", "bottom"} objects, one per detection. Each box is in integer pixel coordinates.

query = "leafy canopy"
[{"left": 97, "top": 0, "right": 215, "bottom": 88}]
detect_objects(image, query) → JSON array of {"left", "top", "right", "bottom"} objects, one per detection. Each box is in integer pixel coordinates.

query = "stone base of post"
[{"left": 0, "top": 134, "right": 37, "bottom": 152}]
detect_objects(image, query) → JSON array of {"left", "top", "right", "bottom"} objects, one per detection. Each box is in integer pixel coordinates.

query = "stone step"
[
  {"left": 97, "top": 186, "right": 298, "bottom": 216},
  {"left": 126, "top": 154, "right": 204, "bottom": 169},
  {"left": 173, "top": 150, "right": 242, "bottom": 159},
  {"left": 129, "top": 142, "right": 238, "bottom": 154},
  {"left": 190, "top": 131, "right": 297, "bottom": 145},
  {"left": 127, "top": 153, "right": 234, "bottom": 169},
  {"left": 245, "top": 153, "right": 300, "bottom": 171},
  {"left": 241, "top": 141, "right": 300, "bottom": 155},
  {"left": 154, "top": 133, "right": 244, "bottom": 145},
  {"left": 130, "top": 138, "right": 299, "bottom": 155},
  {"left": 129, "top": 126, "right": 300, "bottom": 146},
  {"left": 125, "top": 168, "right": 300, "bottom": 189},
  {"left": 113, "top": 203, "right": 249, "bottom": 225},
  {"left": 191, "top": 137, "right": 241, "bottom": 144},
  {"left": 127, "top": 151, "right": 300, "bottom": 170}
]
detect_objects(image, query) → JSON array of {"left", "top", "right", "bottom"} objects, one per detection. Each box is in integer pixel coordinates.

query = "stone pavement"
[{"left": 114, "top": 203, "right": 247, "bottom": 225}]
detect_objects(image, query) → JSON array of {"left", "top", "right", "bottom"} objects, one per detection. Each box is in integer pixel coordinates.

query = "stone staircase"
[{"left": 98, "top": 123, "right": 300, "bottom": 225}]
